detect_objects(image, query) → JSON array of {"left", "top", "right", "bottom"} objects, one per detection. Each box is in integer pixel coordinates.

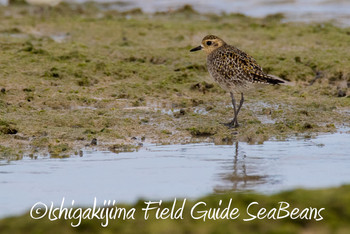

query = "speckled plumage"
[
  {"left": 205, "top": 35, "right": 283, "bottom": 93},
  {"left": 190, "top": 35, "right": 284, "bottom": 127}
]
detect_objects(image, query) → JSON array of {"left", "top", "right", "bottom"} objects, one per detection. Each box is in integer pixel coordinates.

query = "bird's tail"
[
  {"left": 265, "top": 74, "right": 285, "bottom": 85},
  {"left": 267, "top": 74, "right": 293, "bottom": 86},
  {"left": 251, "top": 71, "right": 291, "bottom": 85}
]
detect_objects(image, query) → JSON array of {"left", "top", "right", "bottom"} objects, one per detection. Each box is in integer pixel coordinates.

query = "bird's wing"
[{"left": 217, "top": 46, "right": 284, "bottom": 85}]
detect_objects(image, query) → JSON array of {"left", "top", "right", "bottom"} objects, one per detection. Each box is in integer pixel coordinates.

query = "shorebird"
[{"left": 190, "top": 35, "right": 284, "bottom": 128}]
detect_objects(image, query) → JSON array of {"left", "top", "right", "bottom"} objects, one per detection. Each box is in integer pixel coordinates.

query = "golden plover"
[{"left": 190, "top": 35, "right": 284, "bottom": 128}]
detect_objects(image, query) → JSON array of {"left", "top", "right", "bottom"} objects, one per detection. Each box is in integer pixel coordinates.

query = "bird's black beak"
[{"left": 190, "top": 45, "right": 202, "bottom": 52}]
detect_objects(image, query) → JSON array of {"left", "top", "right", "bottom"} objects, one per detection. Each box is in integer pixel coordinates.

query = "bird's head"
[{"left": 190, "top": 35, "right": 226, "bottom": 54}]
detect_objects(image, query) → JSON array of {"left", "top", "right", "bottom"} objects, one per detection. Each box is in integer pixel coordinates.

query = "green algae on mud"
[
  {"left": 1, "top": 185, "right": 350, "bottom": 233},
  {"left": 0, "top": 4, "right": 350, "bottom": 157}
]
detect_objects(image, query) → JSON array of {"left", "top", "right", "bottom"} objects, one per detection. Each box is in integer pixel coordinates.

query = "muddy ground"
[{"left": 0, "top": 3, "right": 349, "bottom": 159}]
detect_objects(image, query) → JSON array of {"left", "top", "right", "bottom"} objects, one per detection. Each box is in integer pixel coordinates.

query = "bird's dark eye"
[{"left": 206, "top": 41, "right": 212, "bottom": 46}]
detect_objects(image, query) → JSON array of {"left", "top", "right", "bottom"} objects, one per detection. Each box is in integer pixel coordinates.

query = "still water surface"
[{"left": 1, "top": 131, "right": 350, "bottom": 218}]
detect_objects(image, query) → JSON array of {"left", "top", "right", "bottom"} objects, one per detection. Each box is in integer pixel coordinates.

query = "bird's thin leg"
[
  {"left": 230, "top": 92, "right": 237, "bottom": 117},
  {"left": 233, "top": 93, "right": 244, "bottom": 126},
  {"left": 224, "top": 92, "right": 238, "bottom": 127}
]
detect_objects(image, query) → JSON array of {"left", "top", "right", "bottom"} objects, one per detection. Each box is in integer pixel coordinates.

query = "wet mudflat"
[
  {"left": 1, "top": 4, "right": 350, "bottom": 157},
  {"left": 1, "top": 130, "right": 349, "bottom": 218},
  {"left": 74, "top": 0, "right": 350, "bottom": 26}
]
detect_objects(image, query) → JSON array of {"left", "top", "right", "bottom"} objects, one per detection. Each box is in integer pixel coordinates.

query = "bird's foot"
[{"left": 222, "top": 120, "right": 239, "bottom": 128}]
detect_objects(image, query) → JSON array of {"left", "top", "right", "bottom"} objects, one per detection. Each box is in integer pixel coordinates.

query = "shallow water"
[
  {"left": 1, "top": 130, "right": 350, "bottom": 218},
  {"left": 78, "top": 0, "right": 350, "bottom": 26},
  {"left": 1, "top": 1, "right": 350, "bottom": 26}
]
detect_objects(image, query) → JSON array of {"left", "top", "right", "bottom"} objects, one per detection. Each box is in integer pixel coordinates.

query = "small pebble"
[
  {"left": 90, "top": 138, "right": 97, "bottom": 146},
  {"left": 337, "top": 89, "right": 346, "bottom": 97}
]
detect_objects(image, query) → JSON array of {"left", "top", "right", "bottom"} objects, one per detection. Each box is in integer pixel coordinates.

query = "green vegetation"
[
  {"left": 0, "top": 4, "right": 349, "bottom": 157},
  {"left": 1, "top": 185, "right": 350, "bottom": 233}
]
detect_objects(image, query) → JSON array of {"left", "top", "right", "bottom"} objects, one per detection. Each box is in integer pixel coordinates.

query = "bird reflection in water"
[{"left": 215, "top": 141, "right": 267, "bottom": 192}]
